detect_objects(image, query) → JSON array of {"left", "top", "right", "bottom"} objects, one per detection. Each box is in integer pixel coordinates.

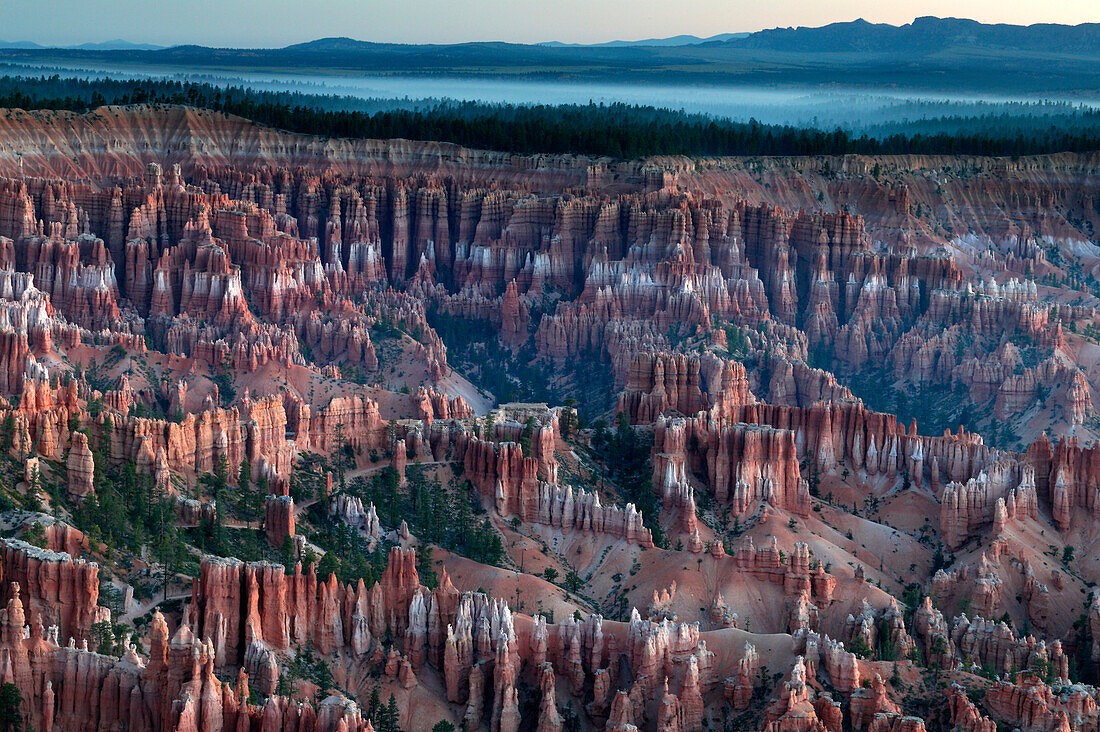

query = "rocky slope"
[{"left": 0, "top": 105, "right": 1095, "bottom": 731}]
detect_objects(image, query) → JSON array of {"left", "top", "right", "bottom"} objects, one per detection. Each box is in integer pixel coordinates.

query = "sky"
[{"left": 1, "top": 0, "right": 1097, "bottom": 47}]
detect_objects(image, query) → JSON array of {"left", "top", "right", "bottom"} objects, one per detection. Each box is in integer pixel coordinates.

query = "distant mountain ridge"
[
  {"left": 7, "top": 17, "right": 1099, "bottom": 54},
  {"left": 1, "top": 17, "right": 1097, "bottom": 94},
  {"left": 0, "top": 39, "right": 163, "bottom": 51},
  {"left": 718, "top": 16, "right": 1100, "bottom": 53},
  {"left": 541, "top": 33, "right": 749, "bottom": 47},
  {"left": 283, "top": 17, "right": 1100, "bottom": 54},
  {"left": 282, "top": 18, "right": 1100, "bottom": 52}
]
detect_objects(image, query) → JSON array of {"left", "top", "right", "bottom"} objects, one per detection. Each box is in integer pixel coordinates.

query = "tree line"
[{"left": 0, "top": 74, "right": 1098, "bottom": 158}]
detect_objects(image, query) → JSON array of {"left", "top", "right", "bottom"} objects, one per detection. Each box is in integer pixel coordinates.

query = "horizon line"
[{"left": 5, "top": 14, "right": 1100, "bottom": 52}]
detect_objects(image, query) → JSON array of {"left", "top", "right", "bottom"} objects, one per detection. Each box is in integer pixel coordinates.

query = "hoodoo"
[{"left": 0, "top": 86, "right": 1092, "bottom": 732}]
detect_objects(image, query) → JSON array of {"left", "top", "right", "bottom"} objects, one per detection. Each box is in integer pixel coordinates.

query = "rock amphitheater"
[{"left": 0, "top": 105, "right": 1094, "bottom": 730}]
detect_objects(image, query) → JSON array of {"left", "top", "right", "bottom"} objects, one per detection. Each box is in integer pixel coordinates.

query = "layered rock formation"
[
  {"left": 0, "top": 573, "right": 371, "bottom": 732},
  {"left": 264, "top": 495, "right": 295, "bottom": 548},
  {"left": 0, "top": 105, "right": 1098, "bottom": 732},
  {"left": 0, "top": 537, "right": 102, "bottom": 642}
]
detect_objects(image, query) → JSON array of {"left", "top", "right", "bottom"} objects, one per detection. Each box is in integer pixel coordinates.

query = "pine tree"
[
  {"left": 280, "top": 534, "right": 296, "bottom": 570},
  {"left": 237, "top": 457, "right": 262, "bottom": 524},
  {"left": 416, "top": 545, "right": 437, "bottom": 589},
  {"left": 367, "top": 687, "right": 381, "bottom": 719},
  {"left": 0, "top": 682, "right": 20, "bottom": 732},
  {"left": 0, "top": 412, "right": 15, "bottom": 452},
  {"left": 519, "top": 417, "right": 536, "bottom": 456},
  {"left": 377, "top": 693, "right": 399, "bottom": 732},
  {"left": 238, "top": 457, "right": 251, "bottom": 489}
]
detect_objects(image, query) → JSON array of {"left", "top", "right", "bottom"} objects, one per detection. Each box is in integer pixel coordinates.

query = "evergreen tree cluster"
[
  {"left": 366, "top": 690, "right": 401, "bottom": 732},
  {"left": 353, "top": 465, "right": 505, "bottom": 567},
  {"left": 0, "top": 73, "right": 1098, "bottom": 158},
  {"left": 592, "top": 414, "right": 666, "bottom": 548},
  {"left": 0, "top": 683, "right": 20, "bottom": 732},
  {"left": 73, "top": 435, "right": 189, "bottom": 577},
  {"left": 306, "top": 515, "right": 391, "bottom": 587}
]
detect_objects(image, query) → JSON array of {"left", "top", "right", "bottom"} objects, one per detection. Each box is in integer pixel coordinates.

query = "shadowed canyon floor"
[{"left": 0, "top": 105, "right": 1097, "bottom": 731}]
